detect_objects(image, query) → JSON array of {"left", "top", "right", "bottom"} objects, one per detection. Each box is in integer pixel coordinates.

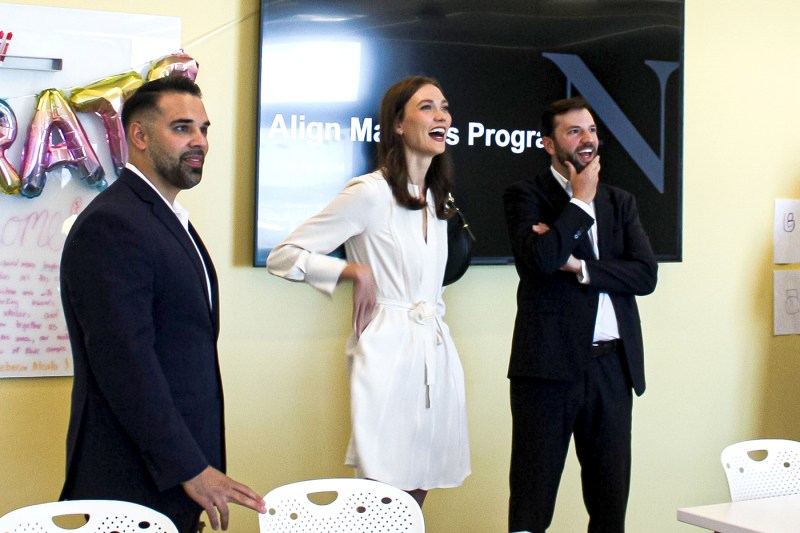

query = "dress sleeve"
[{"left": 267, "top": 175, "right": 380, "bottom": 295}]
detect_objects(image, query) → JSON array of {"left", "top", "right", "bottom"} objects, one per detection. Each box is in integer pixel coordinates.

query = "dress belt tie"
[{"left": 376, "top": 297, "right": 443, "bottom": 408}]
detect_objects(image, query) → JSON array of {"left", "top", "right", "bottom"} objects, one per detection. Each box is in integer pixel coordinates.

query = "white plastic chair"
[
  {"left": 721, "top": 439, "right": 800, "bottom": 501},
  {"left": 259, "top": 478, "right": 425, "bottom": 532},
  {"left": 0, "top": 499, "right": 178, "bottom": 532}
]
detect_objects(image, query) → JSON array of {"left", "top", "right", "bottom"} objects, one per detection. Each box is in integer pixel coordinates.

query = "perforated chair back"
[
  {"left": 721, "top": 439, "right": 800, "bottom": 501},
  {"left": 0, "top": 499, "right": 178, "bottom": 533},
  {"left": 259, "top": 478, "right": 424, "bottom": 532}
]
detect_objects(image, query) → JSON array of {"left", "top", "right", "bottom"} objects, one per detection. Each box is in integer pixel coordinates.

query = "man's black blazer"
[
  {"left": 503, "top": 172, "right": 657, "bottom": 396},
  {"left": 59, "top": 169, "right": 224, "bottom": 513}
]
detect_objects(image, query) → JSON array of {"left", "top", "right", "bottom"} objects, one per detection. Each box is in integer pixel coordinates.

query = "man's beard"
[
  {"left": 151, "top": 148, "right": 203, "bottom": 191},
  {"left": 555, "top": 143, "right": 596, "bottom": 173}
]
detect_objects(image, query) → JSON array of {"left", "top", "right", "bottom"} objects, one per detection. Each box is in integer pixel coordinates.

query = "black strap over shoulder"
[{"left": 443, "top": 193, "right": 476, "bottom": 286}]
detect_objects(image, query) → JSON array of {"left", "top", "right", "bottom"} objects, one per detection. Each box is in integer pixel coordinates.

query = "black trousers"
[{"left": 508, "top": 346, "right": 633, "bottom": 533}]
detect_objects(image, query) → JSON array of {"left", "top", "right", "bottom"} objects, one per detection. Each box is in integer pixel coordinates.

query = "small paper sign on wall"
[
  {"left": 774, "top": 270, "right": 800, "bottom": 335},
  {"left": 774, "top": 199, "right": 800, "bottom": 264}
]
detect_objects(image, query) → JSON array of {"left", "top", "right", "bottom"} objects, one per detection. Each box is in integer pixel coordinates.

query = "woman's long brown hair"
[{"left": 377, "top": 76, "right": 455, "bottom": 219}]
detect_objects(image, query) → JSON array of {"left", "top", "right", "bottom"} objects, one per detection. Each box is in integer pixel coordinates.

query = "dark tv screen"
[{"left": 255, "top": 1, "right": 683, "bottom": 266}]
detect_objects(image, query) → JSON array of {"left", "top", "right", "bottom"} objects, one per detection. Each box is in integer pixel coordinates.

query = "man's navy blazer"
[
  {"left": 503, "top": 172, "right": 657, "bottom": 396},
  {"left": 59, "top": 169, "right": 224, "bottom": 510}
]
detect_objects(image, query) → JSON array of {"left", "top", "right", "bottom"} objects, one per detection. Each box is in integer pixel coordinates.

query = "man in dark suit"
[
  {"left": 59, "top": 77, "right": 265, "bottom": 533},
  {"left": 503, "top": 97, "right": 658, "bottom": 533}
]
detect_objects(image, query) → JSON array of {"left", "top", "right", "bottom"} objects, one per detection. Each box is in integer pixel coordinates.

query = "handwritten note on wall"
[
  {"left": 774, "top": 270, "right": 800, "bottom": 335},
  {"left": 0, "top": 175, "right": 94, "bottom": 376},
  {"left": 0, "top": 3, "right": 180, "bottom": 377},
  {"left": 774, "top": 199, "right": 800, "bottom": 264},
  {"left": 1, "top": 209, "right": 69, "bottom": 375},
  {"left": 1, "top": 258, "right": 67, "bottom": 372}
]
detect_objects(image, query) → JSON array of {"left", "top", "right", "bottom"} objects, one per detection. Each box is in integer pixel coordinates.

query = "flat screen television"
[{"left": 254, "top": 0, "right": 683, "bottom": 266}]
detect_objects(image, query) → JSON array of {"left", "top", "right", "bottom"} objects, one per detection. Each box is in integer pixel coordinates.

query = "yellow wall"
[{"left": 3, "top": 1, "right": 800, "bottom": 531}]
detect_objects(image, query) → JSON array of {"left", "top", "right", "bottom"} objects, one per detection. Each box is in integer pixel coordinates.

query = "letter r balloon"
[{"left": 0, "top": 98, "right": 20, "bottom": 195}]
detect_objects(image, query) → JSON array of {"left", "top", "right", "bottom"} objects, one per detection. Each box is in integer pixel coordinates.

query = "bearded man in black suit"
[
  {"left": 60, "top": 77, "right": 265, "bottom": 533},
  {"left": 503, "top": 96, "right": 658, "bottom": 533}
]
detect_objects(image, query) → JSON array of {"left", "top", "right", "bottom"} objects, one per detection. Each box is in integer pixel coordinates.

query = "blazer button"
[{"left": 574, "top": 230, "right": 582, "bottom": 239}]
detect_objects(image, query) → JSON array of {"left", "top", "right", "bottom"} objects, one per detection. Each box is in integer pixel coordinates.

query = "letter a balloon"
[{"left": 20, "top": 88, "right": 106, "bottom": 198}]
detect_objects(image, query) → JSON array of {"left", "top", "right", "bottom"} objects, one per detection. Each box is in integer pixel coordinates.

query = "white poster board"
[{"left": 0, "top": 3, "right": 180, "bottom": 377}]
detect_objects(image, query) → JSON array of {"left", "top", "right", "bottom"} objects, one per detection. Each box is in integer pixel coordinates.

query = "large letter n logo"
[{"left": 543, "top": 52, "right": 679, "bottom": 193}]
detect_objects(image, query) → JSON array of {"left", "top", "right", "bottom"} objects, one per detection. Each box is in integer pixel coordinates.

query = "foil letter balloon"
[
  {"left": 0, "top": 98, "right": 20, "bottom": 195},
  {"left": 70, "top": 72, "right": 143, "bottom": 176},
  {"left": 20, "top": 88, "right": 106, "bottom": 198},
  {"left": 146, "top": 51, "right": 199, "bottom": 81}
]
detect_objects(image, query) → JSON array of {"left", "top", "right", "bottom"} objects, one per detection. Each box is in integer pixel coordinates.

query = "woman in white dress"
[{"left": 267, "top": 76, "right": 470, "bottom": 506}]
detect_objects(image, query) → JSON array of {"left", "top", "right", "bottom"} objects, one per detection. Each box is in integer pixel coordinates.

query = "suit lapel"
[
  {"left": 189, "top": 222, "right": 219, "bottom": 332},
  {"left": 539, "top": 171, "right": 570, "bottom": 207},
  {"left": 593, "top": 185, "right": 612, "bottom": 259},
  {"left": 120, "top": 170, "right": 216, "bottom": 322}
]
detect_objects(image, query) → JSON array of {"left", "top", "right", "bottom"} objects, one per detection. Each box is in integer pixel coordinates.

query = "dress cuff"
[{"left": 303, "top": 253, "right": 348, "bottom": 295}]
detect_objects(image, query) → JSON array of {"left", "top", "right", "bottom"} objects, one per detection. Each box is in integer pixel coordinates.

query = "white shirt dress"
[{"left": 267, "top": 170, "right": 471, "bottom": 490}]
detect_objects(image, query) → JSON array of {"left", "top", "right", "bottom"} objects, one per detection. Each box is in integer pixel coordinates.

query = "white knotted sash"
[{"left": 376, "top": 297, "right": 443, "bottom": 408}]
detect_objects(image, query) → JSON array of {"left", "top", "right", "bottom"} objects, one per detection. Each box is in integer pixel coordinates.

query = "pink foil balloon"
[
  {"left": 20, "top": 89, "right": 106, "bottom": 198},
  {"left": 70, "top": 71, "right": 143, "bottom": 176},
  {"left": 146, "top": 52, "right": 199, "bottom": 81},
  {"left": 0, "top": 98, "right": 20, "bottom": 195}
]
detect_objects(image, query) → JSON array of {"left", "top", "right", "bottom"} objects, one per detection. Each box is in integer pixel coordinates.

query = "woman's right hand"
[{"left": 340, "top": 263, "right": 377, "bottom": 336}]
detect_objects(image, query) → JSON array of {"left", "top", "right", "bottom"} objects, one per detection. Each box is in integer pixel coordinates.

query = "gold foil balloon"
[
  {"left": 0, "top": 99, "right": 20, "bottom": 195},
  {"left": 70, "top": 71, "right": 143, "bottom": 176},
  {"left": 20, "top": 89, "right": 106, "bottom": 198},
  {"left": 146, "top": 52, "right": 199, "bottom": 81}
]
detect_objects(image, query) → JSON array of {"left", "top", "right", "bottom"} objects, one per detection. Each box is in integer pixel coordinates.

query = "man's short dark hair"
[
  {"left": 540, "top": 96, "right": 593, "bottom": 138},
  {"left": 121, "top": 76, "right": 203, "bottom": 131}
]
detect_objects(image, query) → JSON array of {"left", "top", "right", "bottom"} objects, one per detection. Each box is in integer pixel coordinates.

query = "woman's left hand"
[{"left": 341, "top": 263, "right": 377, "bottom": 336}]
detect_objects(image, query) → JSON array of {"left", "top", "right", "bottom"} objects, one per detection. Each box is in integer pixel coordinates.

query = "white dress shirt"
[{"left": 550, "top": 166, "right": 619, "bottom": 342}]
